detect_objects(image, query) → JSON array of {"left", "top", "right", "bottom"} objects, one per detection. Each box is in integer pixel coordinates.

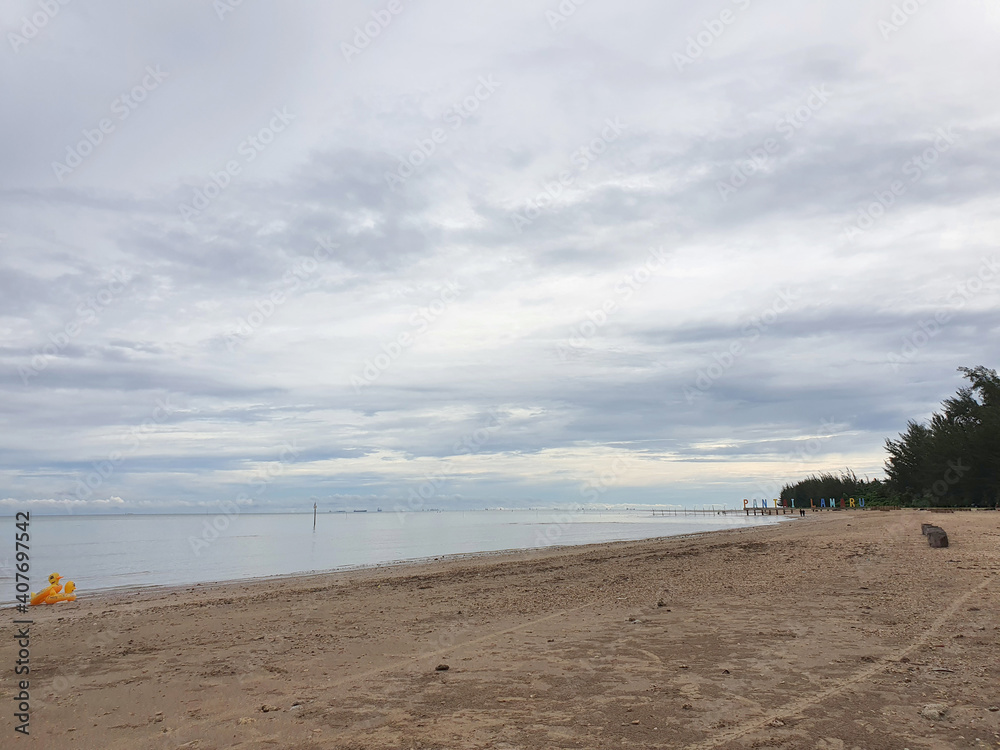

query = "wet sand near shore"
[{"left": 4, "top": 510, "right": 999, "bottom": 749}]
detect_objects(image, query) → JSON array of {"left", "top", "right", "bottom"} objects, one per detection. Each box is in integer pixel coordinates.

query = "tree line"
[{"left": 780, "top": 366, "right": 999, "bottom": 508}]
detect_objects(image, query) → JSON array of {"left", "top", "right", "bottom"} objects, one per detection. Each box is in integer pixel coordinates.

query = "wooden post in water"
[{"left": 313, "top": 502, "right": 317, "bottom": 531}]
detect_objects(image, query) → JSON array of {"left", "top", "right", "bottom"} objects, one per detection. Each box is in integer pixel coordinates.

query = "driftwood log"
[{"left": 926, "top": 527, "right": 949, "bottom": 548}]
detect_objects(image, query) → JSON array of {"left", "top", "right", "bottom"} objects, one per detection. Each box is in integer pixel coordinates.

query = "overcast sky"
[{"left": 1, "top": 0, "right": 997, "bottom": 514}]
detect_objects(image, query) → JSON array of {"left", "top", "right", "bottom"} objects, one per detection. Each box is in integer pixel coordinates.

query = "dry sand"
[{"left": 4, "top": 510, "right": 999, "bottom": 749}]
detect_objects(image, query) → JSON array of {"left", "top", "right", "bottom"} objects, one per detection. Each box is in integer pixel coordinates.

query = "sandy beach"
[{"left": 5, "top": 510, "right": 999, "bottom": 749}]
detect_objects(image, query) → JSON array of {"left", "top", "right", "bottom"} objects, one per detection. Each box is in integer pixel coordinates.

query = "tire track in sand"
[{"left": 689, "top": 571, "right": 997, "bottom": 750}]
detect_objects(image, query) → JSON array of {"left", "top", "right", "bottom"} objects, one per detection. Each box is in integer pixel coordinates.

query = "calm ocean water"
[{"left": 6, "top": 510, "right": 783, "bottom": 593}]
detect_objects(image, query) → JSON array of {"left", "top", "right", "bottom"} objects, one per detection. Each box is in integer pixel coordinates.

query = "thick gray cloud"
[{"left": 1, "top": 0, "right": 997, "bottom": 513}]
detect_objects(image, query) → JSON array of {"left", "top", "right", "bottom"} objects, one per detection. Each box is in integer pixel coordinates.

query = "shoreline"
[
  {"left": 5, "top": 510, "right": 998, "bottom": 748},
  {"left": 54, "top": 515, "right": 789, "bottom": 606},
  {"left": 13, "top": 512, "right": 788, "bottom": 603}
]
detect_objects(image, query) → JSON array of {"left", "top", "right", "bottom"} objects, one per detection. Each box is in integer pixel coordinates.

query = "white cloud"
[{"left": 0, "top": 0, "right": 997, "bottom": 509}]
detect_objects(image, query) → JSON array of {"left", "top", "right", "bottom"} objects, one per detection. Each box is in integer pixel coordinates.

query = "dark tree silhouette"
[
  {"left": 884, "top": 366, "right": 999, "bottom": 506},
  {"left": 782, "top": 366, "right": 999, "bottom": 507}
]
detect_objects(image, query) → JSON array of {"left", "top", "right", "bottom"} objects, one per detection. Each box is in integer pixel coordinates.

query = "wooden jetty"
[{"left": 653, "top": 501, "right": 868, "bottom": 517}]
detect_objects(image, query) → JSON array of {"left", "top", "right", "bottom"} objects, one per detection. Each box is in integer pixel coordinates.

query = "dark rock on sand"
[{"left": 927, "top": 528, "right": 949, "bottom": 547}]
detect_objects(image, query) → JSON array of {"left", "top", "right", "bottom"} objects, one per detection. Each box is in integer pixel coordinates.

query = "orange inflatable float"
[
  {"left": 44, "top": 581, "right": 76, "bottom": 604},
  {"left": 30, "top": 573, "right": 77, "bottom": 605},
  {"left": 30, "top": 573, "right": 62, "bottom": 605}
]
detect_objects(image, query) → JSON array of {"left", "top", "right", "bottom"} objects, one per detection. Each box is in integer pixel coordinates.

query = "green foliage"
[
  {"left": 884, "top": 365, "right": 999, "bottom": 506},
  {"left": 781, "top": 366, "right": 999, "bottom": 508},
  {"left": 779, "top": 470, "right": 889, "bottom": 506}
]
